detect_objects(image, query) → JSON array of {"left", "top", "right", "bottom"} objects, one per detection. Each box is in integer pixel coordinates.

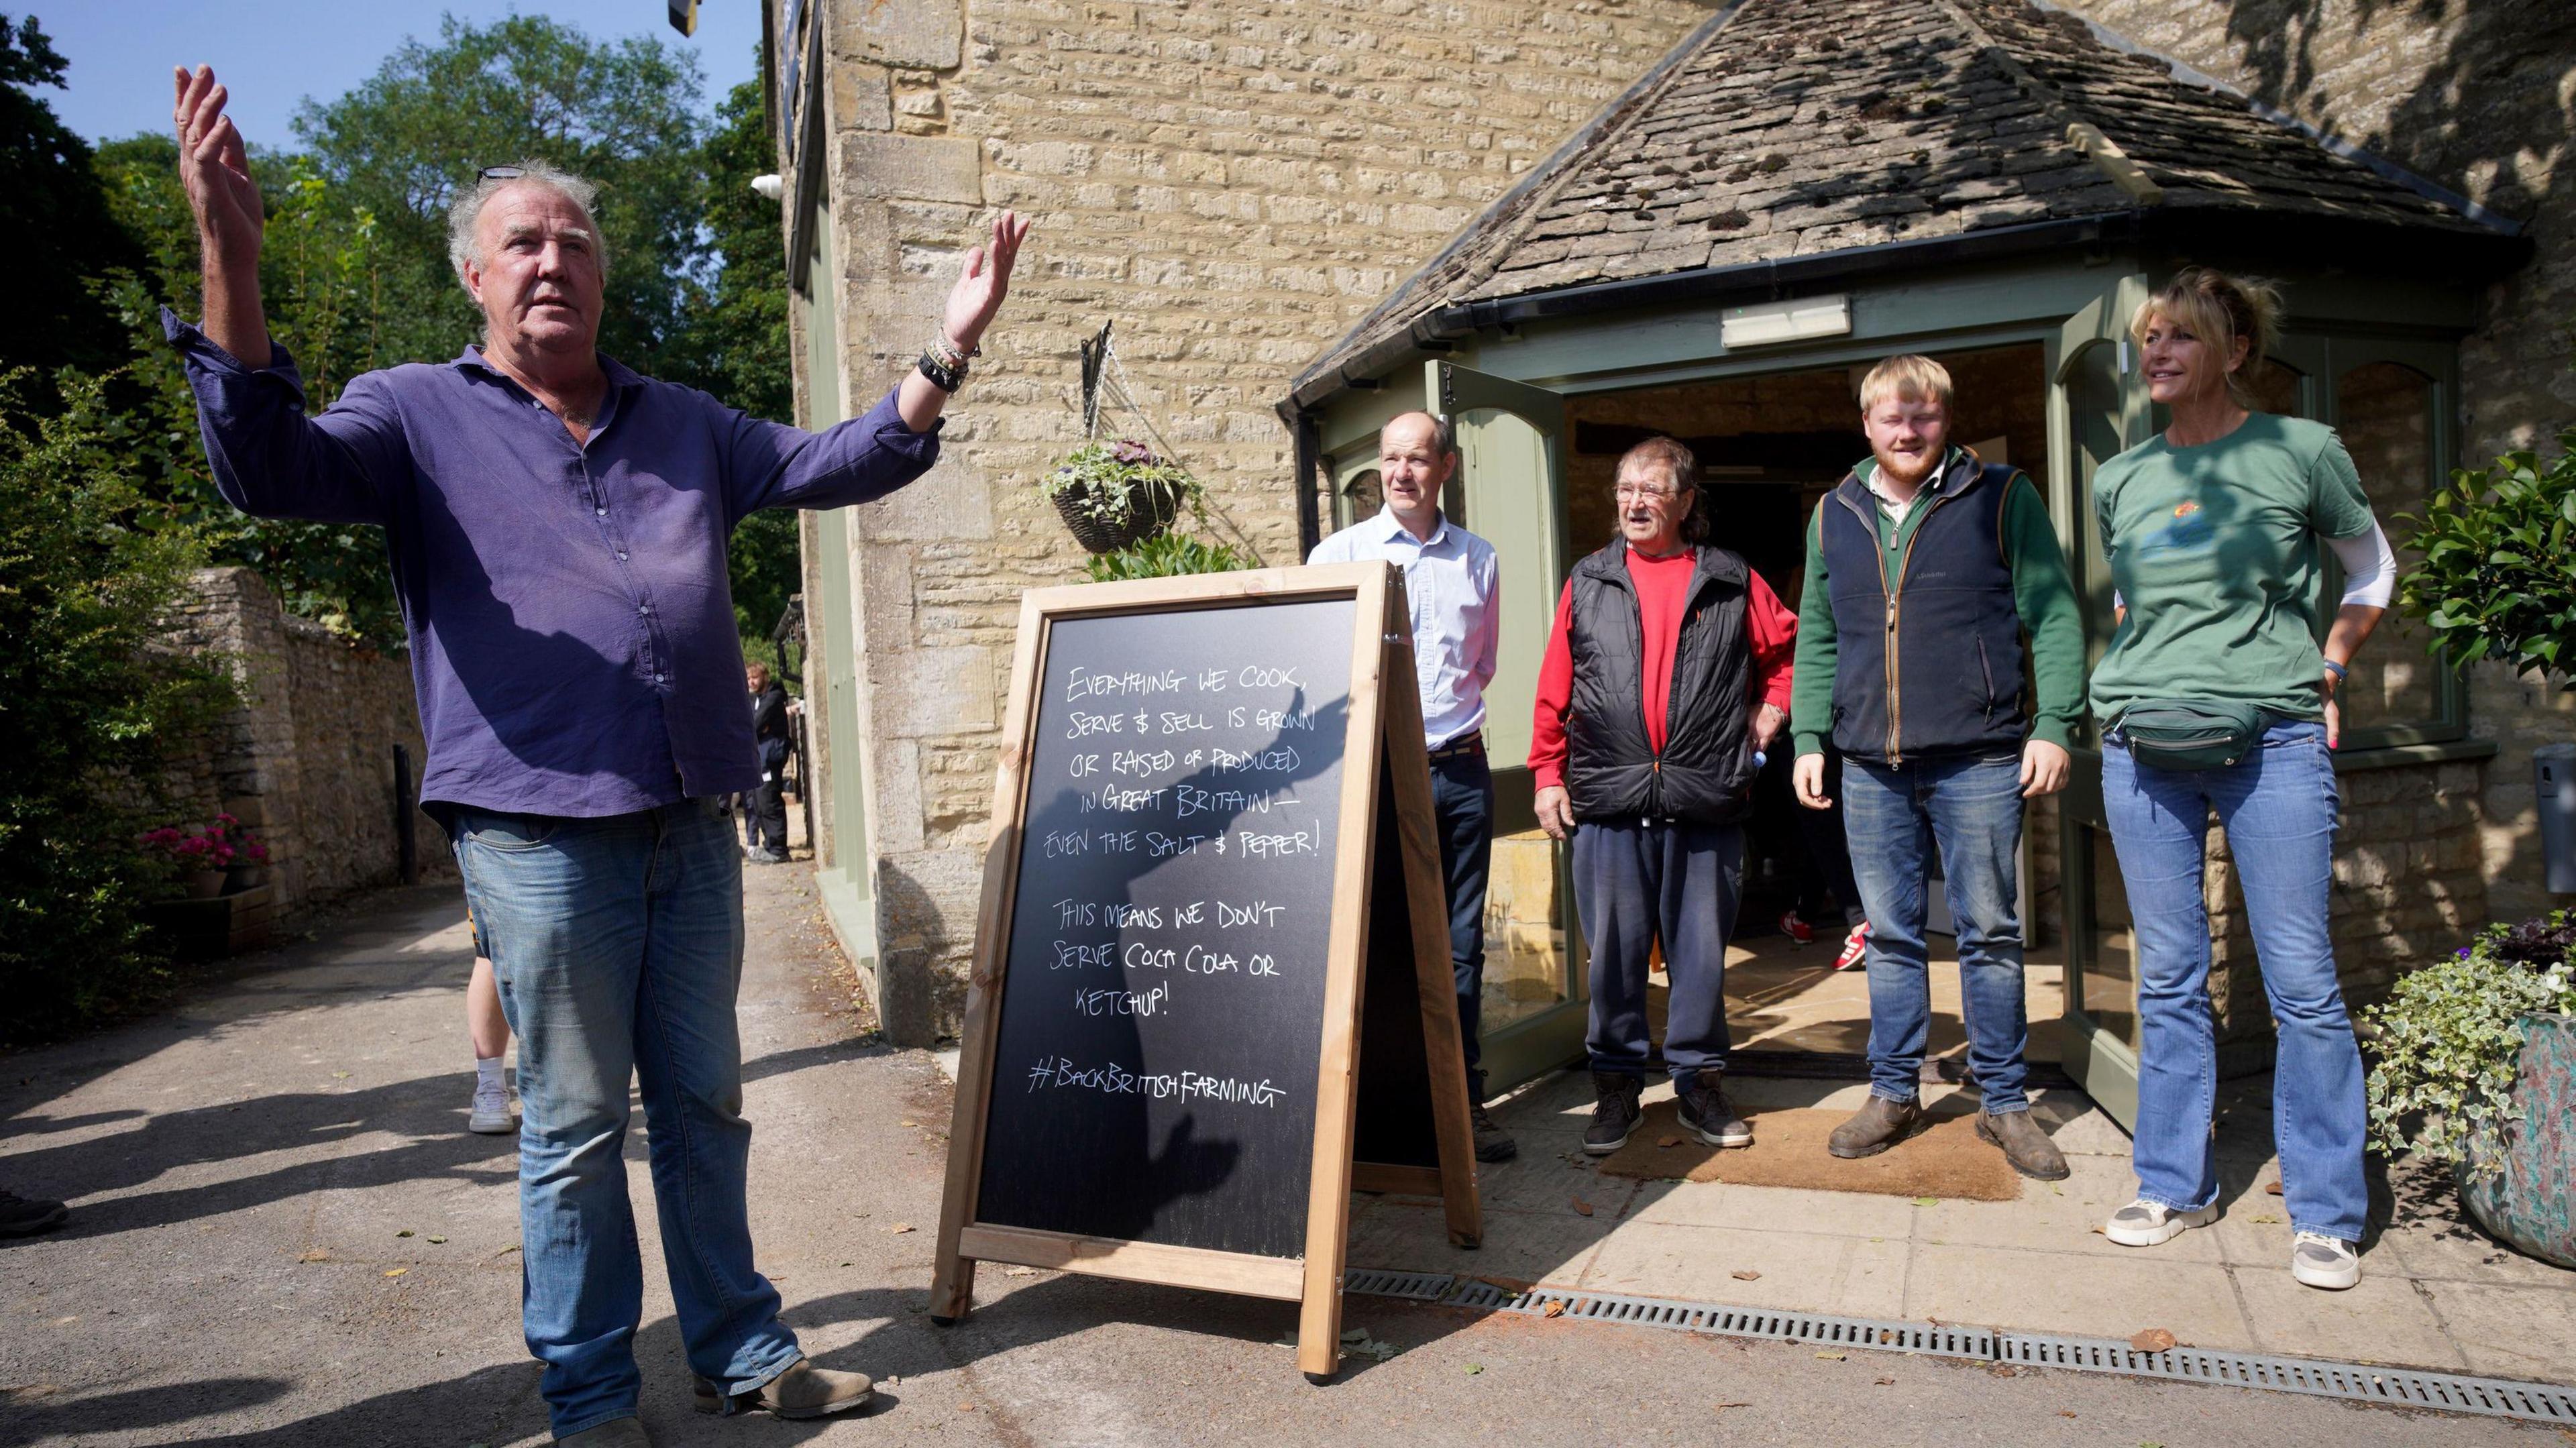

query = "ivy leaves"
[{"left": 2363, "top": 913, "right": 2576, "bottom": 1174}]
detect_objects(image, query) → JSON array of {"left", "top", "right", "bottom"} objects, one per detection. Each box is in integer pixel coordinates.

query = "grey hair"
[{"left": 445, "top": 162, "right": 606, "bottom": 286}]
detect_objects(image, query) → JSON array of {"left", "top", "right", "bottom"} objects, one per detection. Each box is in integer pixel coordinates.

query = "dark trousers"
[
  {"left": 1573, "top": 816, "right": 1743, "bottom": 1084},
  {"left": 1429, "top": 750, "right": 1495, "bottom": 1092},
  {"left": 743, "top": 775, "right": 788, "bottom": 858}
]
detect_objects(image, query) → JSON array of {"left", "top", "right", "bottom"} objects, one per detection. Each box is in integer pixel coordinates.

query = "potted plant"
[
  {"left": 2395, "top": 425, "right": 2576, "bottom": 683},
  {"left": 1039, "top": 439, "right": 1202, "bottom": 555},
  {"left": 2363, "top": 913, "right": 2576, "bottom": 1268},
  {"left": 142, "top": 821, "right": 229, "bottom": 899},
  {"left": 1085, "top": 533, "right": 1247, "bottom": 582},
  {"left": 217, "top": 815, "right": 271, "bottom": 892}
]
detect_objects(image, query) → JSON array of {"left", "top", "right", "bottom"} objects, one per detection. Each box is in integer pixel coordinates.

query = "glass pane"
[
  {"left": 2334, "top": 361, "right": 2440, "bottom": 732},
  {"left": 2079, "top": 823, "right": 2139, "bottom": 1050},
  {"left": 1338, "top": 467, "right": 1382, "bottom": 530},
  {"left": 2246, "top": 356, "right": 2305, "bottom": 418},
  {"left": 1483, "top": 829, "right": 1570, "bottom": 1032}
]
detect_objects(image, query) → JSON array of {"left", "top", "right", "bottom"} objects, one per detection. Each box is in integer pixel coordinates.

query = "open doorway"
[{"left": 1517, "top": 341, "right": 2070, "bottom": 1082}]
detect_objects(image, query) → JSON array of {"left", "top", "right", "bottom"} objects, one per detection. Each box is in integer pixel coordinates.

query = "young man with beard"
[{"left": 1790, "top": 355, "right": 2084, "bottom": 1180}]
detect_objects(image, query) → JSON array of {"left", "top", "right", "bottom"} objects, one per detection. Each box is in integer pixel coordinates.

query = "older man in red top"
[{"left": 1532, "top": 436, "right": 1797, "bottom": 1154}]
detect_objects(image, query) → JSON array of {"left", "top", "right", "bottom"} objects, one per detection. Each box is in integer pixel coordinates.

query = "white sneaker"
[
  {"left": 2104, "top": 1199, "right": 2218, "bottom": 1246},
  {"left": 2290, "top": 1231, "right": 2361, "bottom": 1290},
  {"left": 468, "top": 1084, "right": 517, "bottom": 1135}
]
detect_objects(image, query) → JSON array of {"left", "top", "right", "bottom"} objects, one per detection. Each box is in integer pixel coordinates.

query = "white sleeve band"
[{"left": 2328, "top": 520, "right": 2396, "bottom": 608}]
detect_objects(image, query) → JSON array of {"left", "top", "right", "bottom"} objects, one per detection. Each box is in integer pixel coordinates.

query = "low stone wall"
[{"left": 156, "top": 567, "right": 443, "bottom": 923}]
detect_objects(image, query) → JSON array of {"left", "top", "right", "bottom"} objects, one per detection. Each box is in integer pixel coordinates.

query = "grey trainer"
[
  {"left": 2291, "top": 1231, "right": 2361, "bottom": 1290},
  {"left": 1826, "top": 1095, "right": 1922, "bottom": 1158},
  {"left": 694, "top": 1360, "right": 875, "bottom": 1419},
  {"left": 1676, "top": 1077, "right": 1752, "bottom": 1148},
  {"left": 555, "top": 1418, "right": 651, "bottom": 1447},
  {"left": 1974, "top": 1108, "right": 2070, "bottom": 1180},
  {"left": 2104, "top": 1199, "right": 2218, "bottom": 1247}
]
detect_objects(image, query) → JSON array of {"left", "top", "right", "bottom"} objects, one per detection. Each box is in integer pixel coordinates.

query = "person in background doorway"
[
  {"left": 466, "top": 903, "right": 515, "bottom": 1134},
  {"left": 1782, "top": 744, "right": 1871, "bottom": 970},
  {"left": 2087, "top": 268, "right": 2391, "bottom": 1292},
  {"left": 1309, "top": 410, "right": 1515, "bottom": 1163},
  {"left": 1532, "top": 436, "right": 1795, "bottom": 1155},
  {"left": 168, "top": 62, "right": 1026, "bottom": 1443},
  {"left": 744, "top": 663, "right": 792, "bottom": 865},
  {"left": 1791, "top": 354, "right": 2084, "bottom": 1182}
]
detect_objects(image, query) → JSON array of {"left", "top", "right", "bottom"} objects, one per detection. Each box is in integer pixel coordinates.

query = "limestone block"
[
  {"left": 875, "top": 643, "right": 998, "bottom": 737},
  {"left": 831, "top": 64, "right": 893, "bottom": 133},
  {"left": 828, "top": 0, "right": 961, "bottom": 72},
  {"left": 835, "top": 131, "right": 984, "bottom": 206}
]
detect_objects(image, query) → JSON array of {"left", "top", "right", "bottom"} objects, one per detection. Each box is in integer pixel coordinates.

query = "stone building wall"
[
  {"left": 2040, "top": 0, "right": 2576, "bottom": 920},
  {"left": 156, "top": 567, "right": 441, "bottom": 920},
  {"left": 786, "top": 0, "right": 1720, "bottom": 1040}
]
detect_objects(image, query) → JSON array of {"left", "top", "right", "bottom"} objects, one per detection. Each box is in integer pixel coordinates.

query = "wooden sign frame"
[{"left": 929, "top": 562, "right": 1481, "bottom": 1381}]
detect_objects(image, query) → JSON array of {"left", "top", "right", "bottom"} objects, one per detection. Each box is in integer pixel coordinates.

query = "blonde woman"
[{"left": 2087, "top": 267, "right": 2394, "bottom": 1290}]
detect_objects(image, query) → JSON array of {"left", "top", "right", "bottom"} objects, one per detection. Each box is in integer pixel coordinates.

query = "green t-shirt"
[{"left": 2088, "top": 413, "right": 2376, "bottom": 724}]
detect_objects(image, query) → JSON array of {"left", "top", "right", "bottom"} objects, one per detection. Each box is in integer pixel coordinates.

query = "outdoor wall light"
[{"left": 1720, "top": 294, "right": 1852, "bottom": 349}]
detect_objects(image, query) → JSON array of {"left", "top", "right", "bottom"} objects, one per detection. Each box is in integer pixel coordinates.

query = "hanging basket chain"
[{"left": 1078, "top": 327, "right": 1265, "bottom": 565}]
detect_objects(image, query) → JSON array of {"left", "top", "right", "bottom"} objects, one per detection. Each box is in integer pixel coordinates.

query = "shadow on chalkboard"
[{"left": 973, "top": 685, "right": 1356, "bottom": 1260}]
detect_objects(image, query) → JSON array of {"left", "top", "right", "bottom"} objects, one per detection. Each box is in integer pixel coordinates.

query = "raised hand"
[
  {"left": 941, "top": 210, "right": 1030, "bottom": 353},
  {"left": 174, "top": 66, "right": 262, "bottom": 271}
]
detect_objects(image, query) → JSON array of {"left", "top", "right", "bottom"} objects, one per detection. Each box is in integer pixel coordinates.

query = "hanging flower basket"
[{"left": 1040, "top": 440, "right": 1200, "bottom": 555}]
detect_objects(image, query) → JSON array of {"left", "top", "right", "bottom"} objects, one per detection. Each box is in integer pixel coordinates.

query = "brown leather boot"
[
  {"left": 1976, "top": 1108, "right": 2070, "bottom": 1180},
  {"left": 1468, "top": 1097, "right": 1518, "bottom": 1162},
  {"left": 1826, "top": 1095, "right": 1922, "bottom": 1158}
]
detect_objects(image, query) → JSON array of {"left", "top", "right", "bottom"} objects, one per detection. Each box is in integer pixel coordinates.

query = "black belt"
[{"left": 1427, "top": 730, "right": 1485, "bottom": 762}]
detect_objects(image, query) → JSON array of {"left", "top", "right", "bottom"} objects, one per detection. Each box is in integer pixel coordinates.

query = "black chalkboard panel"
[{"left": 972, "top": 597, "right": 1358, "bottom": 1260}]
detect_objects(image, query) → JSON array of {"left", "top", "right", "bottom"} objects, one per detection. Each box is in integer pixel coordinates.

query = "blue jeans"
[
  {"left": 2100, "top": 720, "right": 2366, "bottom": 1243},
  {"left": 1572, "top": 818, "right": 1742, "bottom": 1084},
  {"left": 452, "top": 797, "right": 802, "bottom": 1438},
  {"left": 1841, "top": 752, "right": 2033, "bottom": 1113},
  {"left": 1429, "top": 749, "right": 1495, "bottom": 1090}
]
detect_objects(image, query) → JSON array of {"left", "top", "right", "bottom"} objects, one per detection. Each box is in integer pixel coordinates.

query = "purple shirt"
[{"left": 165, "top": 311, "right": 938, "bottom": 819}]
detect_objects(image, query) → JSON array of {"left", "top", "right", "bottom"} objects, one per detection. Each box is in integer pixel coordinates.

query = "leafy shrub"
[
  {"left": 1085, "top": 533, "right": 1248, "bottom": 582},
  {"left": 0, "top": 372, "right": 235, "bottom": 1042},
  {"left": 2363, "top": 912, "right": 2576, "bottom": 1174},
  {"left": 2395, "top": 429, "right": 2576, "bottom": 684}
]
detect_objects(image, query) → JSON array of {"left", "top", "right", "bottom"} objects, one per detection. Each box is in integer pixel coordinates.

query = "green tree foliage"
[
  {"left": 663, "top": 72, "right": 800, "bottom": 662},
  {"left": 291, "top": 14, "right": 710, "bottom": 372},
  {"left": 0, "top": 15, "right": 144, "bottom": 381},
  {"left": 0, "top": 372, "right": 235, "bottom": 1042}
]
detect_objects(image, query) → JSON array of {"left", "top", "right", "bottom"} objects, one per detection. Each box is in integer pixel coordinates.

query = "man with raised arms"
[{"left": 166, "top": 62, "right": 1026, "bottom": 1446}]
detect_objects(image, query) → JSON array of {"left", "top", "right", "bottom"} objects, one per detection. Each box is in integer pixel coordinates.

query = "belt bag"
[{"left": 2115, "top": 699, "right": 2271, "bottom": 771}]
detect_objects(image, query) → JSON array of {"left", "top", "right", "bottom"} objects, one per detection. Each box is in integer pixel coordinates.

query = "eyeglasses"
[
  {"left": 476, "top": 166, "right": 525, "bottom": 182},
  {"left": 1613, "top": 483, "right": 1689, "bottom": 502}
]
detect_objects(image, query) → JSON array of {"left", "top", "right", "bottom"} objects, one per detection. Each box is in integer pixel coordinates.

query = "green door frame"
[
  {"left": 2046, "top": 272, "right": 2152, "bottom": 1131},
  {"left": 1429, "top": 359, "right": 1590, "bottom": 1095}
]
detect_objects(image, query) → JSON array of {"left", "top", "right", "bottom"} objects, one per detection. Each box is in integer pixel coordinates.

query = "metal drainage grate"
[
  {"left": 1340, "top": 1268, "right": 1454, "bottom": 1302},
  {"left": 2000, "top": 1333, "right": 2576, "bottom": 1423},
  {"left": 1345, "top": 1274, "right": 2576, "bottom": 1425}
]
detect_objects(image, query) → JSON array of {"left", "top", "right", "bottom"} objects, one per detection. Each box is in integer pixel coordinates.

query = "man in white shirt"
[{"left": 1309, "top": 412, "right": 1513, "bottom": 1161}]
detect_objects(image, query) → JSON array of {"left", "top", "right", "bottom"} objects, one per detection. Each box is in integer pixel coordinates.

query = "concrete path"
[{"left": 1, "top": 860, "right": 2564, "bottom": 1445}]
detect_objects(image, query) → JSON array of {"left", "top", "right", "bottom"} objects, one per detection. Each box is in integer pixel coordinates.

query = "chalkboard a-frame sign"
[{"left": 929, "top": 563, "right": 1482, "bottom": 1381}]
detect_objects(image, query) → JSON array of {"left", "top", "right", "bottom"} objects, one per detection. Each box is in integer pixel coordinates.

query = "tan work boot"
[
  {"left": 694, "top": 1360, "right": 875, "bottom": 1419},
  {"left": 1468, "top": 1097, "right": 1518, "bottom": 1162},
  {"left": 1976, "top": 1107, "right": 2070, "bottom": 1180},
  {"left": 555, "top": 1418, "right": 651, "bottom": 1447},
  {"left": 1826, "top": 1095, "right": 1921, "bottom": 1158}
]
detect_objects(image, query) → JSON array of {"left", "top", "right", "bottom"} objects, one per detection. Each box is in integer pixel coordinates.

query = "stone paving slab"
[{"left": 1342, "top": 1066, "right": 2576, "bottom": 1381}]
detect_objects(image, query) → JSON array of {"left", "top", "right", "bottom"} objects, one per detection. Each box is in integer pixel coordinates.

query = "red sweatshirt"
[{"left": 1529, "top": 547, "right": 1798, "bottom": 791}]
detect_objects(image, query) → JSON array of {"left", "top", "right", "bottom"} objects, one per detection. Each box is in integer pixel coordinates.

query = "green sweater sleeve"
[
  {"left": 1790, "top": 504, "right": 1839, "bottom": 757},
  {"left": 2005, "top": 475, "right": 2085, "bottom": 750}
]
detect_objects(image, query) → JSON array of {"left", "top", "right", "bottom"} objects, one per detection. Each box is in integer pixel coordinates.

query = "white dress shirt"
[{"left": 1308, "top": 506, "right": 1500, "bottom": 748}]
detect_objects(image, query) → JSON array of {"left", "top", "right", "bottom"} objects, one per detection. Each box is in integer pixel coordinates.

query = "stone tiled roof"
[{"left": 1295, "top": 0, "right": 2495, "bottom": 394}]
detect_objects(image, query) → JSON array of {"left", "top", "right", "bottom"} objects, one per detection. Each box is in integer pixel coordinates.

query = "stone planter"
[{"left": 2457, "top": 1012, "right": 2576, "bottom": 1270}]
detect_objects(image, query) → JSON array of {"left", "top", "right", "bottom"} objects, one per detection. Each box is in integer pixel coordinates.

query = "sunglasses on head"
[{"left": 476, "top": 166, "right": 525, "bottom": 182}]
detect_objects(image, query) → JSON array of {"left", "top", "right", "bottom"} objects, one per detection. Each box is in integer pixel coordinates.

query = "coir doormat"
[{"left": 1592, "top": 1099, "right": 2023, "bottom": 1201}]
